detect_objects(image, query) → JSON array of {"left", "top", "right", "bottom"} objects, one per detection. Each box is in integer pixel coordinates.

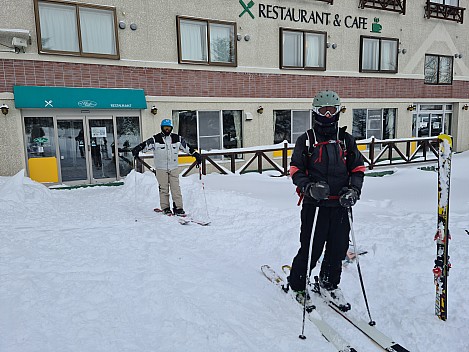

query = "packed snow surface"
[{"left": 1, "top": 152, "right": 469, "bottom": 352}]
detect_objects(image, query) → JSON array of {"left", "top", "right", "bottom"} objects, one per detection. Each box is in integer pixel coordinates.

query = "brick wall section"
[{"left": 2, "top": 59, "right": 469, "bottom": 99}]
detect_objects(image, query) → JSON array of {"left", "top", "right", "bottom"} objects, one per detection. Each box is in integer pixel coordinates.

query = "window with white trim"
[
  {"left": 360, "top": 36, "right": 398, "bottom": 73},
  {"left": 280, "top": 28, "right": 326, "bottom": 70},
  {"left": 34, "top": 0, "right": 119, "bottom": 59},
  {"left": 172, "top": 110, "right": 243, "bottom": 152},
  {"left": 177, "top": 16, "right": 236, "bottom": 66}
]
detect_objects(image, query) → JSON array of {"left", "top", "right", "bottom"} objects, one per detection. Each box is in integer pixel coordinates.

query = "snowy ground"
[{"left": 1, "top": 152, "right": 468, "bottom": 352}]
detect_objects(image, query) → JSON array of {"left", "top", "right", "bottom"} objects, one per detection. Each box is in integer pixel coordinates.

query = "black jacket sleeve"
[
  {"left": 131, "top": 136, "right": 155, "bottom": 156},
  {"left": 345, "top": 133, "right": 365, "bottom": 195},
  {"left": 290, "top": 133, "right": 311, "bottom": 190}
]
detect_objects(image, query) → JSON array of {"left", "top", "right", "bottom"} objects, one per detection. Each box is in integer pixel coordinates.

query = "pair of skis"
[
  {"left": 154, "top": 208, "right": 210, "bottom": 226},
  {"left": 261, "top": 265, "right": 409, "bottom": 352}
]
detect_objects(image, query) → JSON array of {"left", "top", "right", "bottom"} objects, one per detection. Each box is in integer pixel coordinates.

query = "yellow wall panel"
[{"left": 28, "top": 157, "right": 59, "bottom": 183}]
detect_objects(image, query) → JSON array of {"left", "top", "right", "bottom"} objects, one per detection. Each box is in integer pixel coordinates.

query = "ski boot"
[{"left": 313, "top": 276, "right": 351, "bottom": 312}]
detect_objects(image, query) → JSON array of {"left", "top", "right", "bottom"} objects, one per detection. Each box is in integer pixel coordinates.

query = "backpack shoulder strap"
[{"left": 305, "top": 129, "right": 315, "bottom": 156}]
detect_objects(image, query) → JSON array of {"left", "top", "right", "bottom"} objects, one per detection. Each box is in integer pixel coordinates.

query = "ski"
[
  {"left": 261, "top": 265, "right": 357, "bottom": 352},
  {"left": 434, "top": 134, "right": 453, "bottom": 321},
  {"left": 153, "top": 208, "right": 210, "bottom": 226},
  {"left": 281, "top": 266, "right": 409, "bottom": 352}
]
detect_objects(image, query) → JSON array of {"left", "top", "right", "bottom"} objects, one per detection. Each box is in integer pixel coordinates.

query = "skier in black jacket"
[{"left": 288, "top": 90, "right": 365, "bottom": 311}]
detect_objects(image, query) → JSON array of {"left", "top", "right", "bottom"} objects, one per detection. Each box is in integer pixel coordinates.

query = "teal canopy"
[{"left": 14, "top": 86, "right": 147, "bottom": 109}]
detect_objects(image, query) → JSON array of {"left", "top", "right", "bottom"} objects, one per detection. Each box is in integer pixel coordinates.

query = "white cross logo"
[{"left": 45, "top": 100, "right": 53, "bottom": 107}]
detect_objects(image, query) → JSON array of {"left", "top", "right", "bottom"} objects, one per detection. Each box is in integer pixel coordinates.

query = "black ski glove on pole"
[
  {"left": 193, "top": 152, "right": 202, "bottom": 165},
  {"left": 339, "top": 187, "right": 359, "bottom": 208},
  {"left": 304, "top": 181, "right": 330, "bottom": 201},
  {"left": 132, "top": 142, "right": 146, "bottom": 157}
]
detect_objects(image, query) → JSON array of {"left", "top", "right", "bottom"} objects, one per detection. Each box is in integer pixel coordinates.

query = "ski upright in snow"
[
  {"left": 153, "top": 208, "right": 210, "bottom": 226},
  {"left": 281, "top": 266, "right": 409, "bottom": 352},
  {"left": 261, "top": 265, "right": 357, "bottom": 352},
  {"left": 434, "top": 134, "right": 453, "bottom": 321}
]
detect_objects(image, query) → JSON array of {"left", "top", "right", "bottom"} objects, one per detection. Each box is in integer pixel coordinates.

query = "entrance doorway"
[
  {"left": 57, "top": 116, "right": 117, "bottom": 183},
  {"left": 412, "top": 104, "right": 452, "bottom": 138}
]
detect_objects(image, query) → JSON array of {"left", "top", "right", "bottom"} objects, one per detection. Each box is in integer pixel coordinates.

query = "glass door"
[
  {"left": 57, "top": 119, "right": 89, "bottom": 182},
  {"left": 87, "top": 118, "right": 117, "bottom": 182}
]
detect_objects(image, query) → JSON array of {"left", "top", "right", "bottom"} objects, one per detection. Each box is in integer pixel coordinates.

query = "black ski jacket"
[{"left": 290, "top": 126, "right": 365, "bottom": 207}]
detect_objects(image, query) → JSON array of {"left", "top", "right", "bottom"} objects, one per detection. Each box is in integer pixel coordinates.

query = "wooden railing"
[
  {"left": 425, "top": 0, "right": 465, "bottom": 23},
  {"left": 136, "top": 136, "right": 440, "bottom": 176},
  {"left": 359, "top": 0, "right": 406, "bottom": 14}
]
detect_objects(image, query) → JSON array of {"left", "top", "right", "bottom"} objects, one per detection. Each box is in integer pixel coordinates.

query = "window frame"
[
  {"left": 274, "top": 109, "right": 313, "bottom": 144},
  {"left": 33, "top": 0, "right": 120, "bottom": 59},
  {"left": 173, "top": 110, "right": 243, "bottom": 153},
  {"left": 424, "top": 54, "right": 454, "bottom": 85},
  {"left": 176, "top": 16, "right": 237, "bottom": 67},
  {"left": 359, "top": 35, "right": 399, "bottom": 74},
  {"left": 279, "top": 28, "right": 327, "bottom": 71}
]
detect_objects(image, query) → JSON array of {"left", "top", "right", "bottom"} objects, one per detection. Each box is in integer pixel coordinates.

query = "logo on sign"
[{"left": 78, "top": 100, "right": 98, "bottom": 108}]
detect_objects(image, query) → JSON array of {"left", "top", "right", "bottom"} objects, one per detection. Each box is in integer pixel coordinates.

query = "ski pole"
[
  {"left": 347, "top": 208, "right": 376, "bottom": 326},
  {"left": 198, "top": 164, "right": 210, "bottom": 220},
  {"left": 299, "top": 206, "right": 320, "bottom": 340}
]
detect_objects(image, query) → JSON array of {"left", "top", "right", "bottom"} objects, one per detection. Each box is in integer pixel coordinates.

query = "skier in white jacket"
[{"left": 132, "top": 119, "right": 201, "bottom": 215}]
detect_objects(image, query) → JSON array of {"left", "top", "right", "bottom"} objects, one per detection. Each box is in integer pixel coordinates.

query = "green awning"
[{"left": 13, "top": 86, "right": 147, "bottom": 109}]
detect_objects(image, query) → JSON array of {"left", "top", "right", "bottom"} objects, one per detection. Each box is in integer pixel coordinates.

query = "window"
[
  {"left": 274, "top": 110, "right": 312, "bottom": 143},
  {"left": 352, "top": 109, "right": 396, "bottom": 140},
  {"left": 34, "top": 0, "right": 119, "bottom": 59},
  {"left": 360, "top": 36, "right": 398, "bottom": 73},
  {"left": 177, "top": 16, "right": 236, "bottom": 66},
  {"left": 280, "top": 29, "right": 326, "bottom": 70},
  {"left": 24, "top": 117, "right": 56, "bottom": 160},
  {"left": 172, "top": 110, "right": 242, "bottom": 152},
  {"left": 425, "top": 54, "right": 453, "bottom": 84}
]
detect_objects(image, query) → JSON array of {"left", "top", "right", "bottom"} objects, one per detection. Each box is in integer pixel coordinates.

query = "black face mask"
[
  {"left": 313, "top": 121, "right": 338, "bottom": 137},
  {"left": 161, "top": 127, "right": 172, "bottom": 136}
]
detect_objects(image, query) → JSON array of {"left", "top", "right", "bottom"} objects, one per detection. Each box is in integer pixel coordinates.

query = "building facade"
[{"left": 0, "top": 0, "right": 468, "bottom": 184}]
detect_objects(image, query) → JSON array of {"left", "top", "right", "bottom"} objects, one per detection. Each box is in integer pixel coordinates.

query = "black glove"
[
  {"left": 193, "top": 152, "right": 201, "bottom": 165},
  {"left": 339, "top": 187, "right": 359, "bottom": 208},
  {"left": 304, "top": 181, "right": 330, "bottom": 201},
  {"left": 132, "top": 142, "right": 145, "bottom": 157}
]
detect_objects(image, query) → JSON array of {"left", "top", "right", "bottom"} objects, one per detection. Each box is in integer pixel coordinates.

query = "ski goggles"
[{"left": 313, "top": 105, "right": 340, "bottom": 117}]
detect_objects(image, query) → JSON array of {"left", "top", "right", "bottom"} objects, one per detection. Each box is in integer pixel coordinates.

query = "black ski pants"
[{"left": 289, "top": 204, "right": 350, "bottom": 292}]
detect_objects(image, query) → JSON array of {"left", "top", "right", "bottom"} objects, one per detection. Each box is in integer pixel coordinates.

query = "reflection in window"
[
  {"left": 425, "top": 54, "right": 453, "bottom": 84},
  {"left": 352, "top": 109, "right": 396, "bottom": 140},
  {"left": 24, "top": 117, "right": 56, "bottom": 159},
  {"left": 116, "top": 116, "right": 140, "bottom": 177},
  {"left": 274, "top": 110, "right": 312, "bottom": 143},
  {"left": 172, "top": 110, "right": 243, "bottom": 153}
]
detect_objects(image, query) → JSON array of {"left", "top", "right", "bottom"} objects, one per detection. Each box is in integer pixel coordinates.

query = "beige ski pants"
[{"left": 156, "top": 168, "right": 183, "bottom": 210}]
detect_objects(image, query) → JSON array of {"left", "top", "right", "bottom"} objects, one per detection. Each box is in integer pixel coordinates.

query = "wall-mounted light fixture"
[
  {"left": 462, "top": 104, "right": 468, "bottom": 111},
  {"left": 150, "top": 105, "right": 158, "bottom": 115},
  {"left": 407, "top": 104, "right": 416, "bottom": 111},
  {"left": 340, "top": 106, "right": 347, "bottom": 113},
  {"left": 257, "top": 106, "right": 264, "bottom": 114},
  {"left": 0, "top": 104, "right": 9, "bottom": 116}
]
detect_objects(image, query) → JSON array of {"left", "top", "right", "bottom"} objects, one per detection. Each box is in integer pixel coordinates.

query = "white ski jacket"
[{"left": 139, "top": 133, "right": 196, "bottom": 171}]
